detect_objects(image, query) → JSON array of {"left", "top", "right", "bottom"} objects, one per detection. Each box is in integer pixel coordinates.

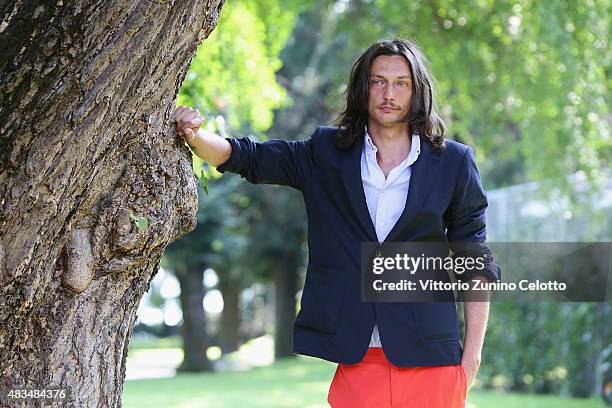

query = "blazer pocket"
[
  {"left": 413, "top": 301, "right": 461, "bottom": 342},
  {"left": 295, "top": 263, "right": 345, "bottom": 335}
]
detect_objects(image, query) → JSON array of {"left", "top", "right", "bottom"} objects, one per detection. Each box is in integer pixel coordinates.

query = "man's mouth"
[{"left": 379, "top": 106, "right": 398, "bottom": 112}]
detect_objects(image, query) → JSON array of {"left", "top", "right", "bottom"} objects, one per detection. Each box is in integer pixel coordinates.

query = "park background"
[
  {"left": 2, "top": 0, "right": 610, "bottom": 406},
  {"left": 119, "top": 0, "right": 611, "bottom": 406}
]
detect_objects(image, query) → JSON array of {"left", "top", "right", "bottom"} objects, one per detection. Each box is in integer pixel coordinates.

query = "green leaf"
[
  {"left": 129, "top": 212, "right": 149, "bottom": 230},
  {"left": 199, "top": 172, "right": 209, "bottom": 195}
]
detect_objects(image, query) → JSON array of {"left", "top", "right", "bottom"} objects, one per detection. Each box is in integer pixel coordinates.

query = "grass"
[
  {"left": 122, "top": 338, "right": 607, "bottom": 408},
  {"left": 123, "top": 356, "right": 333, "bottom": 408},
  {"left": 128, "top": 335, "right": 183, "bottom": 350}
]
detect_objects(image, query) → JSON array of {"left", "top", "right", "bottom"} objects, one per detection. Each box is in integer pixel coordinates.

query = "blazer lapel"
[
  {"left": 384, "top": 136, "right": 441, "bottom": 242},
  {"left": 340, "top": 136, "right": 379, "bottom": 243}
]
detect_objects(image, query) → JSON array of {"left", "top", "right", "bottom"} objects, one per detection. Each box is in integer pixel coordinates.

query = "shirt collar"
[
  {"left": 364, "top": 128, "right": 378, "bottom": 153},
  {"left": 364, "top": 126, "right": 421, "bottom": 165}
]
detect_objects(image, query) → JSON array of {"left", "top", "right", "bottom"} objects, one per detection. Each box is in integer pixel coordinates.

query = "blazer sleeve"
[
  {"left": 444, "top": 146, "right": 502, "bottom": 283},
  {"left": 215, "top": 127, "right": 318, "bottom": 190}
]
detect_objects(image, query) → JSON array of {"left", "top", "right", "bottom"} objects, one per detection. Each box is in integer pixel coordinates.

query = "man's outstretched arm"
[{"left": 174, "top": 105, "right": 315, "bottom": 190}]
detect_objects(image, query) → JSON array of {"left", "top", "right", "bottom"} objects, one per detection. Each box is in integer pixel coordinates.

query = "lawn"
[{"left": 122, "top": 342, "right": 606, "bottom": 408}]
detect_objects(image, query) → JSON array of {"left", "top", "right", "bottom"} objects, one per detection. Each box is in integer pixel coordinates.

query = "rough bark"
[
  {"left": 0, "top": 0, "right": 225, "bottom": 406},
  {"left": 176, "top": 267, "right": 213, "bottom": 372}
]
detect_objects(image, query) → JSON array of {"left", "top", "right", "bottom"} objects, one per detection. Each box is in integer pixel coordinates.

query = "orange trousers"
[{"left": 327, "top": 347, "right": 467, "bottom": 408}]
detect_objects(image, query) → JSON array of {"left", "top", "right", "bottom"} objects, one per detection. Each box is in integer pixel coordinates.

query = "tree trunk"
[
  {"left": 176, "top": 267, "right": 213, "bottom": 372},
  {"left": 273, "top": 262, "right": 298, "bottom": 359},
  {"left": 219, "top": 275, "right": 241, "bottom": 354},
  {"left": 0, "top": 0, "right": 225, "bottom": 406}
]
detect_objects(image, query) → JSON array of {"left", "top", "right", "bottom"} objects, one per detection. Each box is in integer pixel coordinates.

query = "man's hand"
[
  {"left": 173, "top": 105, "right": 232, "bottom": 166},
  {"left": 175, "top": 106, "right": 204, "bottom": 143},
  {"left": 460, "top": 351, "right": 481, "bottom": 390}
]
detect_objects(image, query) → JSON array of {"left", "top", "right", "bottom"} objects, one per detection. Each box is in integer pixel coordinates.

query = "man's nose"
[{"left": 383, "top": 85, "right": 394, "bottom": 100}]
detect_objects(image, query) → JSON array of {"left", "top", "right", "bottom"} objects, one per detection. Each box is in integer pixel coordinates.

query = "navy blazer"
[{"left": 217, "top": 126, "right": 501, "bottom": 367}]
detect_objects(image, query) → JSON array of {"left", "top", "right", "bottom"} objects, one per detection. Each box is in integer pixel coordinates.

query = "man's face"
[{"left": 367, "top": 55, "right": 413, "bottom": 128}]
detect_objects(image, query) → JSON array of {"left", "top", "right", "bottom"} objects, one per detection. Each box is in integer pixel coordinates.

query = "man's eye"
[
  {"left": 371, "top": 80, "right": 383, "bottom": 85},
  {"left": 397, "top": 81, "right": 407, "bottom": 86}
]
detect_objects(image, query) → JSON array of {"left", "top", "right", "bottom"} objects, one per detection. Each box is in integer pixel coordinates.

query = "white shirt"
[{"left": 362, "top": 127, "right": 421, "bottom": 347}]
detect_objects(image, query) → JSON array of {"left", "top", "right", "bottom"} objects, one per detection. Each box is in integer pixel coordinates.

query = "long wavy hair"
[{"left": 333, "top": 38, "right": 446, "bottom": 150}]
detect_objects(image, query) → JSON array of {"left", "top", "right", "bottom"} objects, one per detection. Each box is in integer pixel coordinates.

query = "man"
[{"left": 174, "top": 38, "right": 501, "bottom": 407}]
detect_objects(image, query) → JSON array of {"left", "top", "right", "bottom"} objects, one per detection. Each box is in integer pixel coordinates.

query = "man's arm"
[
  {"left": 462, "top": 276, "right": 490, "bottom": 389},
  {"left": 443, "top": 146, "right": 501, "bottom": 389},
  {"left": 174, "top": 105, "right": 315, "bottom": 190},
  {"left": 444, "top": 147, "right": 501, "bottom": 284},
  {"left": 186, "top": 128, "right": 233, "bottom": 167}
]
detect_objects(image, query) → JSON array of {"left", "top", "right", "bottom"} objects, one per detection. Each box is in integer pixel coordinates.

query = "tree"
[{"left": 0, "top": 0, "right": 225, "bottom": 405}]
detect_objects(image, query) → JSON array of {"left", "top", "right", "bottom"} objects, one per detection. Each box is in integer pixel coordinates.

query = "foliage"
[
  {"left": 176, "top": 0, "right": 302, "bottom": 135},
  {"left": 328, "top": 0, "right": 610, "bottom": 189}
]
